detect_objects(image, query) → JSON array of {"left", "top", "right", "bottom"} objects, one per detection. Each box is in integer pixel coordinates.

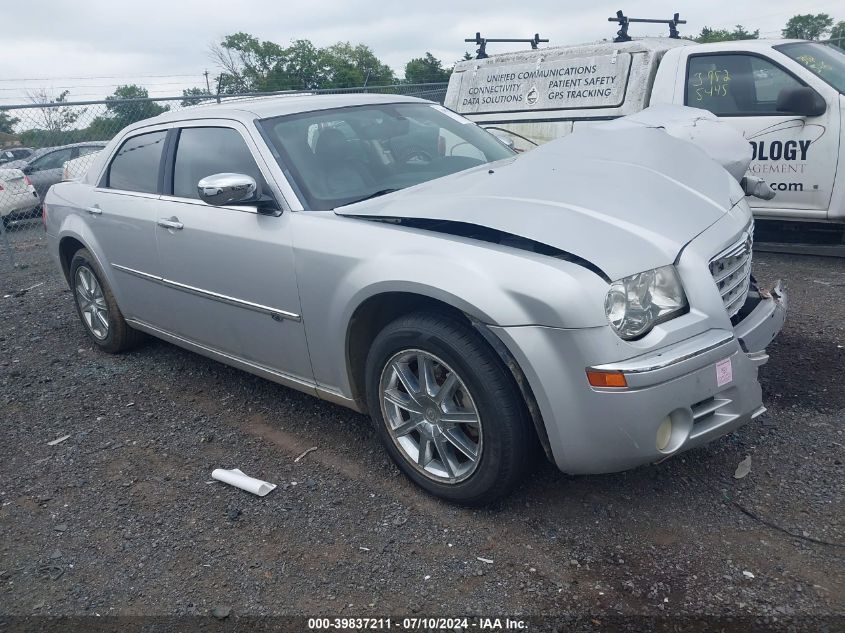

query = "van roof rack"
[
  {"left": 608, "top": 10, "right": 686, "bottom": 42},
  {"left": 464, "top": 32, "right": 549, "bottom": 59}
]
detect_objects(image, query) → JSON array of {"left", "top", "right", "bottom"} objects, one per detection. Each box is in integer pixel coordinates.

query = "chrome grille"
[{"left": 709, "top": 225, "right": 753, "bottom": 318}]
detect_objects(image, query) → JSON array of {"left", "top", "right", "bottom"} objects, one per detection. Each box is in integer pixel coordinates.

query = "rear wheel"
[
  {"left": 365, "top": 311, "right": 533, "bottom": 505},
  {"left": 70, "top": 248, "right": 144, "bottom": 353}
]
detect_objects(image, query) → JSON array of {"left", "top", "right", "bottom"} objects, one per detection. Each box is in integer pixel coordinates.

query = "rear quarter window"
[{"left": 106, "top": 131, "right": 167, "bottom": 193}]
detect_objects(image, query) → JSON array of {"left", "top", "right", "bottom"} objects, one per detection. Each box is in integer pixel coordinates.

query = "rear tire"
[
  {"left": 70, "top": 248, "right": 144, "bottom": 353},
  {"left": 365, "top": 311, "right": 533, "bottom": 505}
]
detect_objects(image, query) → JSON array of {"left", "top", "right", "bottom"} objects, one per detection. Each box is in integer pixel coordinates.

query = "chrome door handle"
[
  {"left": 86, "top": 207, "right": 102, "bottom": 215},
  {"left": 157, "top": 218, "right": 184, "bottom": 230}
]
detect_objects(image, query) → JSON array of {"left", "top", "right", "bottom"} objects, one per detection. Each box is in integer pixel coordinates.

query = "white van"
[{"left": 445, "top": 38, "right": 845, "bottom": 223}]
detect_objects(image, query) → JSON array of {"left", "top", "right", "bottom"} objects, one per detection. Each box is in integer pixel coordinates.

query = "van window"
[
  {"left": 776, "top": 41, "right": 845, "bottom": 94},
  {"left": 686, "top": 54, "right": 804, "bottom": 116},
  {"left": 172, "top": 127, "right": 265, "bottom": 200},
  {"left": 107, "top": 131, "right": 167, "bottom": 193}
]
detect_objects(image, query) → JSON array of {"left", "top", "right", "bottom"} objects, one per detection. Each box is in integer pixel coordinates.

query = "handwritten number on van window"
[{"left": 692, "top": 69, "right": 731, "bottom": 101}]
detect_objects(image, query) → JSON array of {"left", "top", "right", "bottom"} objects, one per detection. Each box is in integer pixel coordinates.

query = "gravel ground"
[{"left": 0, "top": 232, "right": 843, "bottom": 627}]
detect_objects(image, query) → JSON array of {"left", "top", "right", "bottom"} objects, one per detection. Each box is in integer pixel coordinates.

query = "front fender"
[{"left": 292, "top": 212, "right": 609, "bottom": 395}]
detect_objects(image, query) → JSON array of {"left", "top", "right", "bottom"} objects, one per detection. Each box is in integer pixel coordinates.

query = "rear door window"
[
  {"left": 31, "top": 148, "right": 73, "bottom": 172},
  {"left": 107, "top": 130, "right": 167, "bottom": 193},
  {"left": 171, "top": 127, "right": 265, "bottom": 200}
]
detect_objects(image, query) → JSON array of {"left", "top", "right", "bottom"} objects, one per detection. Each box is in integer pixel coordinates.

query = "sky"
[{"left": 0, "top": 0, "right": 840, "bottom": 105}]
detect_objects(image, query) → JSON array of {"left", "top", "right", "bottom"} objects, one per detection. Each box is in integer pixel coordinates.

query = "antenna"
[
  {"left": 607, "top": 10, "right": 686, "bottom": 42},
  {"left": 464, "top": 33, "right": 550, "bottom": 59}
]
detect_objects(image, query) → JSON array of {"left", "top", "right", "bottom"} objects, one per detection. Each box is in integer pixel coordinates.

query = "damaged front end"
[{"left": 733, "top": 278, "right": 788, "bottom": 358}]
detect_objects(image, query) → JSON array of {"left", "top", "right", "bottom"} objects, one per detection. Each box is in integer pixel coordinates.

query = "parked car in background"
[
  {"left": 6, "top": 142, "right": 107, "bottom": 203},
  {"left": 0, "top": 147, "right": 34, "bottom": 165},
  {"left": 0, "top": 168, "right": 39, "bottom": 228},
  {"left": 62, "top": 150, "right": 103, "bottom": 182},
  {"left": 45, "top": 94, "right": 786, "bottom": 504}
]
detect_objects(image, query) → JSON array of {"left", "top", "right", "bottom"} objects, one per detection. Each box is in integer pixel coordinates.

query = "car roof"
[
  {"left": 126, "top": 93, "right": 430, "bottom": 130},
  {"left": 26, "top": 141, "right": 108, "bottom": 161}
]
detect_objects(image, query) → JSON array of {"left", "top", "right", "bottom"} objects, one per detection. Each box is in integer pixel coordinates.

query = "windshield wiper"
[{"left": 349, "top": 188, "right": 400, "bottom": 205}]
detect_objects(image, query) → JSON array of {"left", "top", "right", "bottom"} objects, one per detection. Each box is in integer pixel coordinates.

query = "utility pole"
[{"left": 203, "top": 69, "right": 211, "bottom": 93}]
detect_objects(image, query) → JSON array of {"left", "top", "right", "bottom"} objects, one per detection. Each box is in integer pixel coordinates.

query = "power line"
[
  {"left": 0, "top": 82, "right": 202, "bottom": 92},
  {"left": 0, "top": 73, "right": 203, "bottom": 82}
]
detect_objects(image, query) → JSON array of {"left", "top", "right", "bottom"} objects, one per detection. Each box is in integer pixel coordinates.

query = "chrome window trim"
[
  {"left": 157, "top": 194, "right": 261, "bottom": 214},
  {"left": 111, "top": 263, "right": 301, "bottom": 322},
  {"left": 93, "top": 188, "right": 160, "bottom": 201}
]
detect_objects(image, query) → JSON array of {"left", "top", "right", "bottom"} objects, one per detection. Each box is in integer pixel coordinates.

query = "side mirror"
[
  {"left": 487, "top": 128, "right": 516, "bottom": 151},
  {"left": 197, "top": 172, "right": 280, "bottom": 215},
  {"left": 776, "top": 86, "right": 826, "bottom": 117},
  {"left": 198, "top": 173, "right": 258, "bottom": 205},
  {"left": 21, "top": 164, "right": 33, "bottom": 174}
]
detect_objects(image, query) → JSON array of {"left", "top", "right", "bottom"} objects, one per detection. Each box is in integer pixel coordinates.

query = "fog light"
[{"left": 656, "top": 416, "right": 673, "bottom": 451}]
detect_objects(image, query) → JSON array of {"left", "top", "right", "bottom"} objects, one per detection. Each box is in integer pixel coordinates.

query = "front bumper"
[{"left": 491, "top": 282, "right": 787, "bottom": 474}]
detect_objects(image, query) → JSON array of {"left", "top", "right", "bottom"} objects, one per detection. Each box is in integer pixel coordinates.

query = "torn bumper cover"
[
  {"left": 734, "top": 280, "right": 788, "bottom": 357},
  {"left": 490, "top": 283, "right": 787, "bottom": 475}
]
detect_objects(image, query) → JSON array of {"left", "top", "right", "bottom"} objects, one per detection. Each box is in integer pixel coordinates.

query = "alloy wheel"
[
  {"left": 75, "top": 266, "right": 109, "bottom": 340},
  {"left": 379, "top": 349, "right": 482, "bottom": 483}
]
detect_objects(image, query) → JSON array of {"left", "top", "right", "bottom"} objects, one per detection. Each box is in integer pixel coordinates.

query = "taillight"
[
  {"left": 24, "top": 175, "right": 32, "bottom": 186},
  {"left": 41, "top": 202, "right": 48, "bottom": 231},
  {"left": 0, "top": 183, "right": 4, "bottom": 191}
]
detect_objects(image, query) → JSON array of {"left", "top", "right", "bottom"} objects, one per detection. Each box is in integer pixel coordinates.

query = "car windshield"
[
  {"left": 258, "top": 102, "right": 514, "bottom": 210},
  {"left": 776, "top": 41, "right": 845, "bottom": 94}
]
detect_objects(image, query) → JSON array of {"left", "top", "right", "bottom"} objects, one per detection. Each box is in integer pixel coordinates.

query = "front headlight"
[{"left": 605, "top": 265, "right": 688, "bottom": 340}]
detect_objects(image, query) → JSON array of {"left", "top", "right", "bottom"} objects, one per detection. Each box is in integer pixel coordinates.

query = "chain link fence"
[{"left": 0, "top": 82, "right": 448, "bottom": 275}]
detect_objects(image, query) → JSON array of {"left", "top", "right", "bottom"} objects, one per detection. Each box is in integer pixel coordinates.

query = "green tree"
[
  {"left": 830, "top": 20, "right": 845, "bottom": 46},
  {"left": 105, "top": 85, "right": 169, "bottom": 126},
  {"left": 211, "top": 32, "right": 289, "bottom": 92},
  {"left": 83, "top": 116, "right": 121, "bottom": 141},
  {"left": 694, "top": 25, "right": 759, "bottom": 43},
  {"left": 404, "top": 53, "right": 451, "bottom": 83},
  {"left": 181, "top": 87, "right": 213, "bottom": 107},
  {"left": 285, "top": 39, "right": 322, "bottom": 89},
  {"left": 210, "top": 34, "right": 396, "bottom": 92},
  {"left": 22, "top": 89, "right": 85, "bottom": 146},
  {"left": 318, "top": 42, "right": 395, "bottom": 88},
  {"left": 27, "top": 89, "right": 82, "bottom": 133},
  {"left": 0, "top": 111, "right": 19, "bottom": 134},
  {"left": 782, "top": 14, "right": 834, "bottom": 40}
]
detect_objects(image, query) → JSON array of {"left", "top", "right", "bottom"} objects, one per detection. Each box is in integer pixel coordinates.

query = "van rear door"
[{"left": 445, "top": 40, "right": 673, "bottom": 151}]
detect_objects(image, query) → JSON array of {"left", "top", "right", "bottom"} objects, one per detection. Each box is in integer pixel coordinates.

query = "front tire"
[
  {"left": 70, "top": 248, "right": 143, "bottom": 353},
  {"left": 365, "top": 311, "right": 533, "bottom": 505}
]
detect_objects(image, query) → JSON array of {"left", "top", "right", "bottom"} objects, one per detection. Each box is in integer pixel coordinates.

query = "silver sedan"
[{"left": 44, "top": 94, "right": 786, "bottom": 504}]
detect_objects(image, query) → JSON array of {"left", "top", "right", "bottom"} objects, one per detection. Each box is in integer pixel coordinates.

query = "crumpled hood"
[{"left": 336, "top": 123, "right": 742, "bottom": 281}]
